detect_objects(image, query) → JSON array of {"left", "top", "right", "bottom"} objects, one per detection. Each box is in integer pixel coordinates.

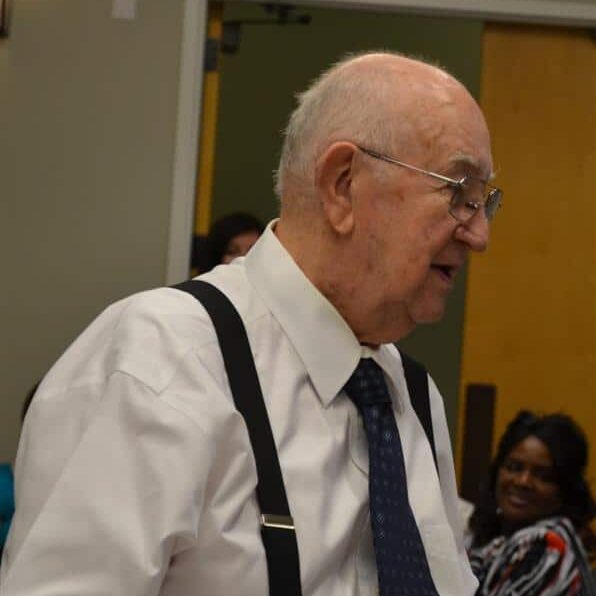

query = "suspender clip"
[{"left": 261, "top": 514, "right": 295, "bottom": 530}]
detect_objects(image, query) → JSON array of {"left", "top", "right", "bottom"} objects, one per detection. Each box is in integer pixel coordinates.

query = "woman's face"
[
  {"left": 221, "top": 231, "right": 260, "bottom": 264},
  {"left": 495, "top": 435, "right": 562, "bottom": 526}
]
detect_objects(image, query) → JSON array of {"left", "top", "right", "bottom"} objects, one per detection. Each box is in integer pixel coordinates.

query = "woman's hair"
[
  {"left": 22, "top": 381, "right": 40, "bottom": 422},
  {"left": 193, "top": 212, "right": 264, "bottom": 272},
  {"left": 469, "top": 410, "right": 596, "bottom": 553}
]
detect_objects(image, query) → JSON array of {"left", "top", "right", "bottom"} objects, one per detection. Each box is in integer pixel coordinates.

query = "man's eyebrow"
[{"left": 451, "top": 152, "right": 495, "bottom": 182}]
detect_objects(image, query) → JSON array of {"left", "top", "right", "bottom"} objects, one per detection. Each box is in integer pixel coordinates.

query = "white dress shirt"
[{"left": 1, "top": 222, "right": 478, "bottom": 595}]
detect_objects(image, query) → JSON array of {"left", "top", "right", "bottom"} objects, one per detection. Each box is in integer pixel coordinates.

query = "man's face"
[{"left": 349, "top": 93, "right": 493, "bottom": 343}]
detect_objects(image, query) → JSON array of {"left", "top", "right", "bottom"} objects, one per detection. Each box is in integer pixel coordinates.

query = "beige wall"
[{"left": 0, "top": 0, "right": 190, "bottom": 462}]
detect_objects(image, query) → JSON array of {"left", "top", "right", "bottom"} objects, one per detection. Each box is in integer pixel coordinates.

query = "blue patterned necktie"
[{"left": 344, "top": 358, "right": 439, "bottom": 596}]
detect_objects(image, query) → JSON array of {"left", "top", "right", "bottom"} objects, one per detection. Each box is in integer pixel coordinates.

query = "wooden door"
[{"left": 458, "top": 24, "right": 596, "bottom": 487}]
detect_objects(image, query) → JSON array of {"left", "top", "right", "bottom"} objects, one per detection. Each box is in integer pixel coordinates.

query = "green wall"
[{"left": 212, "top": 3, "right": 484, "bottom": 439}]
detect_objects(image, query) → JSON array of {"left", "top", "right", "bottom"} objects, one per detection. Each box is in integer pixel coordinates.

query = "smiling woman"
[
  {"left": 467, "top": 411, "right": 596, "bottom": 595},
  {"left": 496, "top": 435, "right": 561, "bottom": 525}
]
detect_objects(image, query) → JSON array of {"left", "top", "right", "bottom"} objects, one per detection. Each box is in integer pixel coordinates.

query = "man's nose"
[{"left": 454, "top": 210, "right": 490, "bottom": 252}]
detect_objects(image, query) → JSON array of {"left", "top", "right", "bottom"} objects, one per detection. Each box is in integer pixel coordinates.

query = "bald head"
[
  {"left": 274, "top": 52, "right": 495, "bottom": 344},
  {"left": 275, "top": 52, "right": 487, "bottom": 217}
]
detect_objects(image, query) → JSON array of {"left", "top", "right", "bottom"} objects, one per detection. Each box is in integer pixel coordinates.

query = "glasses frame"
[{"left": 356, "top": 144, "right": 502, "bottom": 222}]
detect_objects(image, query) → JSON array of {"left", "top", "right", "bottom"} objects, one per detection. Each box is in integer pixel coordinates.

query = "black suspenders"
[
  {"left": 400, "top": 351, "right": 438, "bottom": 473},
  {"left": 174, "top": 279, "right": 437, "bottom": 596},
  {"left": 174, "top": 279, "right": 302, "bottom": 596}
]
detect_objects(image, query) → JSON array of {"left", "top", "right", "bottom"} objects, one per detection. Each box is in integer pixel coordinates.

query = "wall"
[
  {"left": 211, "top": 2, "right": 484, "bottom": 439},
  {"left": 0, "top": 0, "right": 188, "bottom": 462}
]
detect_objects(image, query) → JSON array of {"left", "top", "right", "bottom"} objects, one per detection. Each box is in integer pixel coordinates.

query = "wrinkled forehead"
[
  {"left": 389, "top": 77, "right": 494, "bottom": 179},
  {"left": 450, "top": 151, "right": 495, "bottom": 183}
]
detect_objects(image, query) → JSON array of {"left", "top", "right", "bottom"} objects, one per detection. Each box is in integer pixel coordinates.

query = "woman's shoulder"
[
  {"left": 487, "top": 516, "right": 585, "bottom": 568},
  {"left": 469, "top": 517, "right": 595, "bottom": 595},
  {"left": 511, "top": 516, "right": 590, "bottom": 561},
  {"left": 514, "top": 516, "right": 578, "bottom": 542},
  {"left": 531, "top": 515, "right": 577, "bottom": 533}
]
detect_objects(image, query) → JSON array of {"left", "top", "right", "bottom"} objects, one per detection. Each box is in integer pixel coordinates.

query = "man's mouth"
[{"left": 430, "top": 264, "right": 457, "bottom": 283}]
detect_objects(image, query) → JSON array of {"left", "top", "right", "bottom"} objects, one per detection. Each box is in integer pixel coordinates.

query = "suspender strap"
[
  {"left": 399, "top": 350, "right": 439, "bottom": 474},
  {"left": 173, "top": 280, "right": 303, "bottom": 596}
]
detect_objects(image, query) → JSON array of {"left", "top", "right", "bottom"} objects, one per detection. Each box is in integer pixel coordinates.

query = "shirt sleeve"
[{"left": 1, "top": 372, "right": 215, "bottom": 596}]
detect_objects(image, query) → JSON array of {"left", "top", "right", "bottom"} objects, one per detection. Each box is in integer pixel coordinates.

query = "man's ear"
[{"left": 314, "top": 142, "right": 358, "bottom": 235}]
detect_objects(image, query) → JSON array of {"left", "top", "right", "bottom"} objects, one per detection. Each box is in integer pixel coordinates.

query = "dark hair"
[
  {"left": 193, "top": 212, "right": 264, "bottom": 272},
  {"left": 22, "top": 381, "right": 40, "bottom": 423},
  {"left": 469, "top": 410, "right": 596, "bottom": 554}
]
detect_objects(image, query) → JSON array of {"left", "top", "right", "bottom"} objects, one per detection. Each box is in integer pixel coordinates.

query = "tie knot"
[{"left": 344, "top": 358, "right": 391, "bottom": 409}]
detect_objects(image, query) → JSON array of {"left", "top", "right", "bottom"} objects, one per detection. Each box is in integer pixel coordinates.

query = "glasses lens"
[
  {"left": 450, "top": 180, "right": 502, "bottom": 222},
  {"left": 485, "top": 188, "right": 502, "bottom": 221},
  {"left": 449, "top": 180, "right": 479, "bottom": 222}
]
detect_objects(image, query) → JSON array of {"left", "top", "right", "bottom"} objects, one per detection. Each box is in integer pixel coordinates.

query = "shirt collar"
[{"left": 245, "top": 220, "right": 377, "bottom": 407}]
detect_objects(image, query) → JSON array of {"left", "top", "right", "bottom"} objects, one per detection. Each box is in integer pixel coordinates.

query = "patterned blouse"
[{"left": 468, "top": 517, "right": 595, "bottom": 596}]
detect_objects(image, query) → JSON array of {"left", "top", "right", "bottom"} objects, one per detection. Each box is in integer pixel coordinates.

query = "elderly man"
[{"left": 1, "top": 52, "right": 501, "bottom": 595}]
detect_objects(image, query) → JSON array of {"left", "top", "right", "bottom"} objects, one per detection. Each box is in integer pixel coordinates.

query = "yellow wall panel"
[{"left": 459, "top": 24, "right": 596, "bottom": 486}]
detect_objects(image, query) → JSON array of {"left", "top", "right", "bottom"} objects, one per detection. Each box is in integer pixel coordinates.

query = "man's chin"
[
  {"left": 357, "top": 314, "right": 418, "bottom": 345},
  {"left": 409, "top": 301, "right": 446, "bottom": 325}
]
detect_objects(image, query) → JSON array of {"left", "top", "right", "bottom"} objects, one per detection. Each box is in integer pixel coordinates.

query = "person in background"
[
  {"left": 0, "top": 464, "right": 14, "bottom": 560},
  {"left": 468, "top": 410, "right": 596, "bottom": 595},
  {"left": 0, "top": 383, "right": 38, "bottom": 561},
  {"left": 192, "top": 212, "right": 264, "bottom": 273}
]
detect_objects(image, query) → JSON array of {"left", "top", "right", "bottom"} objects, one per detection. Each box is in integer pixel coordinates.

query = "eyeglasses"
[{"left": 357, "top": 145, "right": 502, "bottom": 223}]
